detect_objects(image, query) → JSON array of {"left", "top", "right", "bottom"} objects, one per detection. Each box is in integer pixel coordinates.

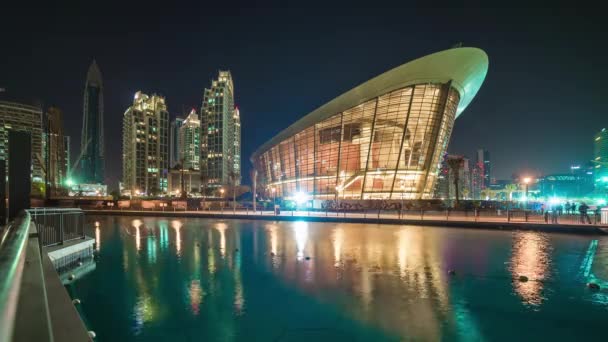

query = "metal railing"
[
  {"left": 0, "top": 212, "right": 31, "bottom": 342},
  {"left": 88, "top": 206, "right": 608, "bottom": 227},
  {"left": 28, "top": 208, "right": 85, "bottom": 247}
]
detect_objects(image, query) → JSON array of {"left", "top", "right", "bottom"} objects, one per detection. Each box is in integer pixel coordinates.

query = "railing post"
[
  {"left": 507, "top": 210, "right": 511, "bottom": 222},
  {"left": 60, "top": 212, "right": 64, "bottom": 245}
]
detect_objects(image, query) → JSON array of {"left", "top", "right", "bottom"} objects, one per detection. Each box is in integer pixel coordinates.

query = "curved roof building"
[{"left": 252, "top": 47, "right": 488, "bottom": 201}]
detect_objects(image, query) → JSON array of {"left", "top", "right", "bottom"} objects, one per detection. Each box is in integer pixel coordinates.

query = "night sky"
[{"left": 1, "top": 4, "right": 606, "bottom": 189}]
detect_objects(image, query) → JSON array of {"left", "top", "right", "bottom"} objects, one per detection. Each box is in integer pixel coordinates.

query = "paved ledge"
[{"left": 84, "top": 210, "right": 608, "bottom": 235}]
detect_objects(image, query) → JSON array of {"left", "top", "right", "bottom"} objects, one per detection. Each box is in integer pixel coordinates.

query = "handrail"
[{"left": 0, "top": 211, "right": 31, "bottom": 342}]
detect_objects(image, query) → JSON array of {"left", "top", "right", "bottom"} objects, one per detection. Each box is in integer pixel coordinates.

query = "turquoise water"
[{"left": 70, "top": 216, "right": 608, "bottom": 341}]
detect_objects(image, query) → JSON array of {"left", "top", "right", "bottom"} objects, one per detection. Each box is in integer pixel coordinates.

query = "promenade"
[{"left": 84, "top": 208, "right": 608, "bottom": 235}]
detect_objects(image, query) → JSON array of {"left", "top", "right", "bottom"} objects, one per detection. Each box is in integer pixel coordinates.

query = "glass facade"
[
  {"left": 253, "top": 83, "right": 460, "bottom": 200},
  {"left": 81, "top": 60, "right": 105, "bottom": 184}
]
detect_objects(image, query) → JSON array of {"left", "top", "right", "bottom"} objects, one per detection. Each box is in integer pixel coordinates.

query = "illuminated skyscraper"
[
  {"left": 170, "top": 116, "right": 184, "bottom": 168},
  {"left": 476, "top": 149, "right": 491, "bottom": 188},
  {"left": 80, "top": 60, "right": 105, "bottom": 184},
  {"left": 122, "top": 92, "right": 169, "bottom": 196},
  {"left": 201, "top": 71, "right": 241, "bottom": 187},
  {"left": 43, "top": 106, "right": 69, "bottom": 195},
  {"left": 179, "top": 109, "right": 200, "bottom": 170}
]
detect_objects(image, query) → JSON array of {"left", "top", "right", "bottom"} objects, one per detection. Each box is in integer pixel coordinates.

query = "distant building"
[
  {"left": 122, "top": 92, "right": 169, "bottom": 196},
  {"left": 178, "top": 109, "right": 200, "bottom": 171},
  {"left": 594, "top": 128, "right": 608, "bottom": 192},
  {"left": 167, "top": 168, "right": 201, "bottom": 196},
  {"left": 434, "top": 154, "right": 450, "bottom": 199},
  {"left": 476, "top": 149, "right": 490, "bottom": 188},
  {"left": 80, "top": 60, "right": 105, "bottom": 184},
  {"left": 435, "top": 154, "right": 473, "bottom": 200},
  {"left": 471, "top": 162, "right": 484, "bottom": 199},
  {"left": 201, "top": 70, "right": 241, "bottom": 188},
  {"left": 0, "top": 101, "right": 43, "bottom": 185},
  {"left": 449, "top": 156, "right": 472, "bottom": 200},
  {"left": 539, "top": 171, "right": 594, "bottom": 199},
  {"left": 170, "top": 116, "right": 184, "bottom": 168}
]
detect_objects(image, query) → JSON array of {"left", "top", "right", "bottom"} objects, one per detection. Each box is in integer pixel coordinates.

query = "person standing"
[{"left": 579, "top": 202, "right": 591, "bottom": 224}]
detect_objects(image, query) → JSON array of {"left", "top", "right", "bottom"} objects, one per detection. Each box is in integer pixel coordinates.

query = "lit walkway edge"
[{"left": 83, "top": 210, "right": 608, "bottom": 235}]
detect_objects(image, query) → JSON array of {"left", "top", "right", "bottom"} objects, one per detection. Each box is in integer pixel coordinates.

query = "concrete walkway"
[{"left": 84, "top": 209, "right": 608, "bottom": 235}]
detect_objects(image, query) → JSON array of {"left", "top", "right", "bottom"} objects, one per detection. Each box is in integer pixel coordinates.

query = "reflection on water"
[
  {"left": 74, "top": 217, "right": 608, "bottom": 341},
  {"left": 510, "top": 231, "right": 552, "bottom": 307}
]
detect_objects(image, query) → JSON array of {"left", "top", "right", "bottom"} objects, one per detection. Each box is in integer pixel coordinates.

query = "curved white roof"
[{"left": 252, "top": 47, "right": 488, "bottom": 160}]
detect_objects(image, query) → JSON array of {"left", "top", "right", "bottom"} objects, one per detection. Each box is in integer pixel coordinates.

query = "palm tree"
[
  {"left": 447, "top": 156, "right": 464, "bottom": 206},
  {"left": 505, "top": 184, "right": 518, "bottom": 201}
]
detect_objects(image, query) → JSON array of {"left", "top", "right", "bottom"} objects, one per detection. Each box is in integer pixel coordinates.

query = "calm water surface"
[{"left": 70, "top": 216, "right": 608, "bottom": 341}]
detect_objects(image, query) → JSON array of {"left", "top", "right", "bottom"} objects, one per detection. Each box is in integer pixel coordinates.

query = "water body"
[{"left": 70, "top": 216, "right": 608, "bottom": 341}]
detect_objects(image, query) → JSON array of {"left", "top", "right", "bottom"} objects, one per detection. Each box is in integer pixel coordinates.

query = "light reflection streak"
[
  {"left": 208, "top": 229, "right": 216, "bottom": 274},
  {"left": 95, "top": 227, "right": 101, "bottom": 252},
  {"left": 133, "top": 295, "right": 153, "bottom": 335},
  {"left": 332, "top": 228, "right": 344, "bottom": 266},
  {"left": 159, "top": 221, "right": 168, "bottom": 251},
  {"left": 188, "top": 280, "right": 203, "bottom": 315},
  {"left": 171, "top": 220, "right": 182, "bottom": 255},
  {"left": 215, "top": 223, "right": 227, "bottom": 258},
  {"left": 147, "top": 235, "right": 157, "bottom": 263},
  {"left": 510, "top": 231, "right": 551, "bottom": 307},
  {"left": 132, "top": 219, "right": 142, "bottom": 251},
  {"left": 233, "top": 230, "right": 245, "bottom": 315},
  {"left": 294, "top": 221, "right": 308, "bottom": 261}
]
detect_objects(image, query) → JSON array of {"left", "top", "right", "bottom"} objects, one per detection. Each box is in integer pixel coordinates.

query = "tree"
[
  {"left": 447, "top": 156, "right": 464, "bottom": 206},
  {"left": 505, "top": 184, "right": 518, "bottom": 201}
]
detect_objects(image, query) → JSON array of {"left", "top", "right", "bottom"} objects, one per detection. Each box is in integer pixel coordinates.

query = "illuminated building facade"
[
  {"left": 201, "top": 71, "right": 241, "bottom": 188},
  {"left": 122, "top": 92, "right": 170, "bottom": 196},
  {"left": 476, "top": 149, "right": 491, "bottom": 188},
  {"left": 594, "top": 128, "right": 608, "bottom": 192},
  {"left": 0, "top": 101, "right": 43, "bottom": 184},
  {"left": 43, "top": 106, "right": 70, "bottom": 195},
  {"left": 252, "top": 48, "right": 488, "bottom": 201},
  {"left": 81, "top": 60, "right": 105, "bottom": 184},
  {"left": 178, "top": 109, "right": 200, "bottom": 171}
]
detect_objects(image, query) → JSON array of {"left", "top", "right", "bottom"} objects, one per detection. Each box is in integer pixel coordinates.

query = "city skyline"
[{"left": 1, "top": 5, "right": 606, "bottom": 189}]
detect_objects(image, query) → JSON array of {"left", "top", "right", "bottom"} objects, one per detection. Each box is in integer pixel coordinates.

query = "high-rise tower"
[
  {"left": 179, "top": 109, "right": 201, "bottom": 171},
  {"left": 476, "top": 149, "right": 491, "bottom": 188},
  {"left": 201, "top": 71, "right": 241, "bottom": 188},
  {"left": 122, "top": 91, "right": 169, "bottom": 196},
  {"left": 170, "top": 116, "right": 184, "bottom": 168},
  {"left": 80, "top": 60, "right": 105, "bottom": 184}
]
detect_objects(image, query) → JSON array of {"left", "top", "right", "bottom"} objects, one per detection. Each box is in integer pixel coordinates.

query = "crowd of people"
[{"left": 541, "top": 201, "right": 600, "bottom": 224}]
